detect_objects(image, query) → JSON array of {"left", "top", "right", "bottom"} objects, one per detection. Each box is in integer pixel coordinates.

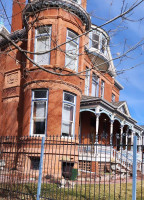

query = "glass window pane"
[
  {"left": 65, "top": 55, "right": 77, "bottom": 70},
  {"left": 64, "top": 93, "right": 74, "bottom": 103},
  {"left": 30, "top": 157, "right": 40, "bottom": 170},
  {"left": 36, "top": 36, "right": 50, "bottom": 65},
  {"left": 62, "top": 92, "right": 76, "bottom": 137},
  {"left": 37, "top": 26, "right": 50, "bottom": 35},
  {"left": 68, "top": 31, "right": 78, "bottom": 43},
  {"left": 92, "top": 33, "right": 99, "bottom": 42},
  {"left": 92, "top": 41, "right": 98, "bottom": 49},
  {"left": 92, "top": 82, "right": 96, "bottom": 96},
  {"left": 63, "top": 104, "right": 74, "bottom": 121},
  {"left": 34, "top": 102, "right": 46, "bottom": 118},
  {"left": 66, "top": 30, "right": 79, "bottom": 71},
  {"left": 62, "top": 121, "right": 72, "bottom": 137},
  {"left": 66, "top": 41, "right": 77, "bottom": 53},
  {"left": 34, "top": 91, "right": 47, "bottom": 99},
  {"left": 34, "top": 120, "right": 45, "bottom": 135}
]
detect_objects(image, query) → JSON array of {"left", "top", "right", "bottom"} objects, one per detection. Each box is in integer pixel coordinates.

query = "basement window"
[{"left": 30, "top": 157, "right": 40, "bottom": 170}]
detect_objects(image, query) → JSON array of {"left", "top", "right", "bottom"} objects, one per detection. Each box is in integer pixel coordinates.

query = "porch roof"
[{"left": 80, "top": 95, "right": 139, "bottom": 127}]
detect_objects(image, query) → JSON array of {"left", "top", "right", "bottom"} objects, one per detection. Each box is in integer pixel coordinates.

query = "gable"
[{"left": 118, "top": 102, "right": 131, "bottom": 116}]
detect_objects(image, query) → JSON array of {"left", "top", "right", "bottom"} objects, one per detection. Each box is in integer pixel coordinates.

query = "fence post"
[
  {"left": 37, "top": 136, "right": 45, "bottom": 200},
  {"left": 132, "top": 135, "right": 137, "bottom": 200}
]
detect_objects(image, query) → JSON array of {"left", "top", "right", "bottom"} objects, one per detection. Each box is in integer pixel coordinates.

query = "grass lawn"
[{"left": 0, "top": 181, "right": 143, "bottom": 199}]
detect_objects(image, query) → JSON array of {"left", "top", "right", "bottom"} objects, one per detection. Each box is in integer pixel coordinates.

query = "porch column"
[
  {"left": 110, "top": 120, "right": 114, "bottom": 145},
  {"left": 120, "top": 125, "right": 124, "bottom": 150},
  {"left": 95, "top": 113, "right": 100, "bottom": 144}
]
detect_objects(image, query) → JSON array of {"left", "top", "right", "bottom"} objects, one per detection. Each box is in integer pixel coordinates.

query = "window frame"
[
  {"left": 112, "top": 93, "right": 115, "bottom": 102},
  {"left": 91, "top": 73, "right": 99, "bottom": 97},
  {"left": 30, "top": 157, "right": 40, "bottom": 170},
  {"left": 84, "top": 67, "right": 90, "bottom": 96},
  {"left": 65, "top": 29, "right": 79, "bottom": 72},
  {"left": 30, "top": 89, "right": 48, "bottom": 137},
  {"left": 61, "top": 92, "right": 76, "bottom": 138},
  {"left": 101, "top": 80, "right": 105, "bottom": 99},
  {"left": 90, "top": 30, "right": 107, "bottom": 56},
  {"left": 34, "top": 26, "right": 51, "bottom": 66}
]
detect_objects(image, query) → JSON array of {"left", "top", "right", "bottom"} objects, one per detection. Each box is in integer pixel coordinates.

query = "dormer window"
[{"left": 90, "top": 30, "right": 107, "bottom": 56}]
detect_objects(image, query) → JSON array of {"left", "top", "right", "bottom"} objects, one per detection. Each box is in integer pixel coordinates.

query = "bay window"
[
  {"left": 35, "top": 26, "right": 51, "bottom": 65},
  {"left": 30, "top": 90, "right": 48, "bottom": 136},
  {"left": 65, "top": 30, "right": 79, "bottom": 71},
  {"left": 92, "top": 73, "right": 99, "bottom": 97},
  {"left": 61, "top": 92, "right": 76, "bottom": 137}
]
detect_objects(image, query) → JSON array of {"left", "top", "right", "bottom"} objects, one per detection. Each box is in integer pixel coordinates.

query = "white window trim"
[
  {"left": 65, "top": 29, "right": 79, "bottom": 72},
  {"left": 30, "top": 90, "right": 48, "bottom": 137},
  {"left": 61, "top": 92, "right": 76, "bottom": 138},
  {"left": 34, "top": 26, "right": 51, "bottom": 65}
]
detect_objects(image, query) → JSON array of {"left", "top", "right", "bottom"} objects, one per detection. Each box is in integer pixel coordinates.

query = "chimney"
[{"left": 11, "top": 0, "right": 26, "bottom": 32}]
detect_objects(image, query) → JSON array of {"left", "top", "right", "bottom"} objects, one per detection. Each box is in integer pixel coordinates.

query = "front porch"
[
  {"left": 79, "top": 97, "right": 143, "bottom": 174},
  {"left": 80, "top": 110, "right": 134, "bottom": 151}
]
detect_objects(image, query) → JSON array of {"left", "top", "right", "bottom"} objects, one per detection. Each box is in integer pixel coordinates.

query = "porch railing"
[{"left": 79, "top": 144, "right": 142, "bottom": 172}]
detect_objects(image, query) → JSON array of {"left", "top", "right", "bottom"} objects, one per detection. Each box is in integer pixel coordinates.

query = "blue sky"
[{"left": 0, "top": 0, "right": 144, "bottom": 125}]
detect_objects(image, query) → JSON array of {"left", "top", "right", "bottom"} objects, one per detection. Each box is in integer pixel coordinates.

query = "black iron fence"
[{"left": 0, "top": 136, "right": 143, "bottom": 199}]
